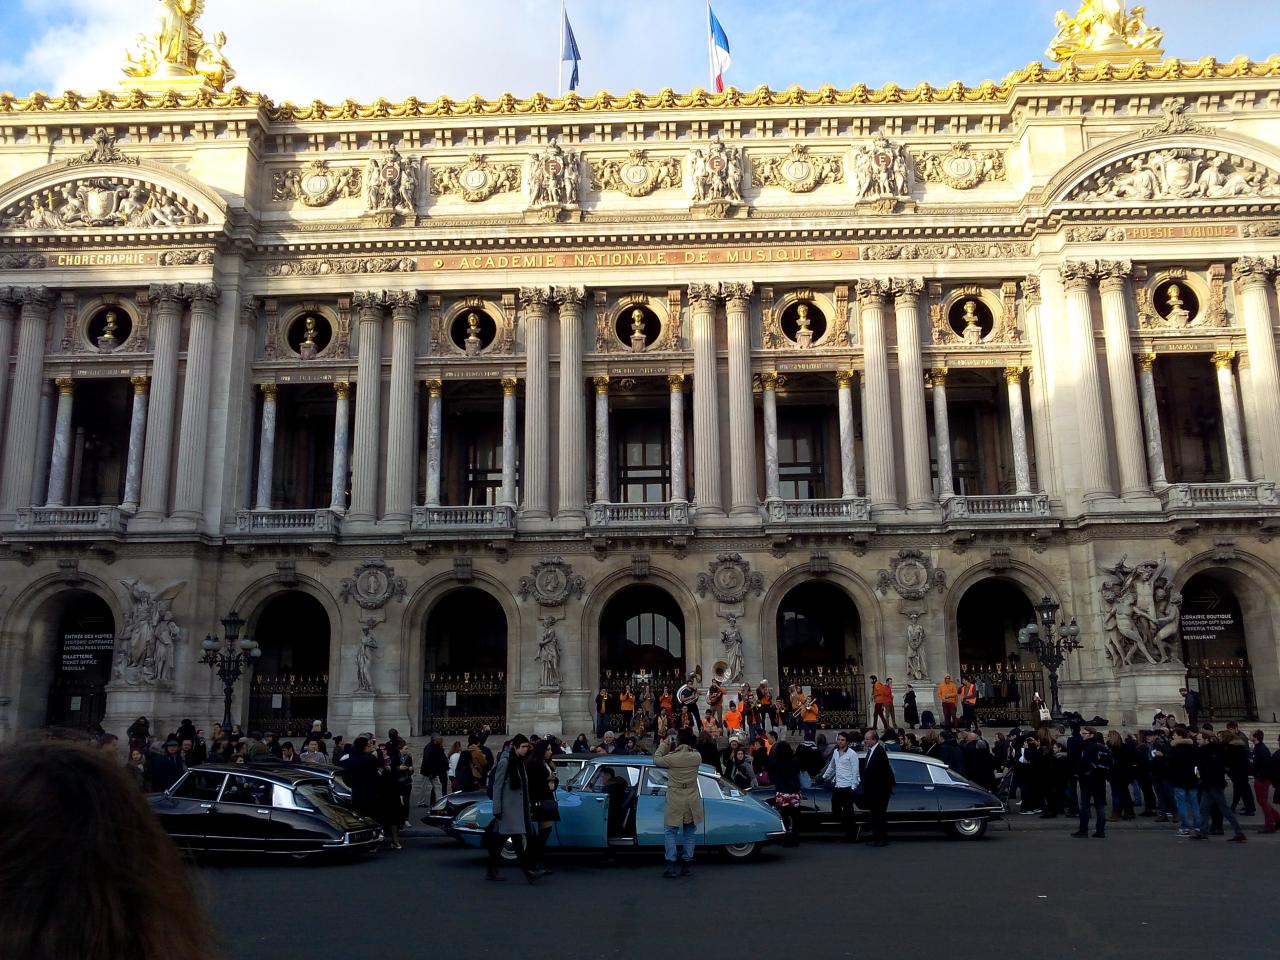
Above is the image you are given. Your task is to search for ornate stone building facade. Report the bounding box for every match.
[2,5,1280,740]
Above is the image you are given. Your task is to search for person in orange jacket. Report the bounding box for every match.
[959,675,980,732]
[937,674,960,729]
[870,675,895,733]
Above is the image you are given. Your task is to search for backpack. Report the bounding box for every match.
[1090,744,1115,774]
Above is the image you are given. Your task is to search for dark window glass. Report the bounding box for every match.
[777,411,826,500]
[613,413,670,503]
[171,771,226,801]
[465,419,504,506]
[890,759,933,784]
[220,774,274,806]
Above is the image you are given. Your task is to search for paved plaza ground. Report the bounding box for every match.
[199,818,1279,960]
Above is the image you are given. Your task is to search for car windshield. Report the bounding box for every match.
[567,764,597,790]
[294,780,344,818]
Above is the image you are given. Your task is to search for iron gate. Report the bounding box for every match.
[248,674,329,738]
[421,671,506,735]
[1185,660,1258,721]
[960,663,1045,727]
[45,677,107,730]
[780,664,865,731]
[598,667,685,733]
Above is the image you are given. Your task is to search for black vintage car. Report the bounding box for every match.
[750,751,1004,839]
[149,764,383,857]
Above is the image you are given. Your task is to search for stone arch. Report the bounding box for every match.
[402,571,523,733]
[1044,129,1280,208]
[0,572,124,737]
[232,574,343,697]
[943,559,1062,679]
[1171,549,1280,717]
[757,562,884,686]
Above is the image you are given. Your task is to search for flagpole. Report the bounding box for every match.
[558,0,565,96]
[707,0,714,91]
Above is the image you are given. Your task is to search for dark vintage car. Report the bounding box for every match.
[424,753,589,830]
[245,756,354,807]
[149,764,383,857]
[750,751,1004,839]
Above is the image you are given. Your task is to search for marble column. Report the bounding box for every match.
[1097,262,1149,495]
[668,374,687,502]
[383,291,420,523]
[135,286,184,520]
[689,284,724,516]
[347,291,386,522]
[520,287,552,519]
[254,383,277,511]
[930,368,955,499]
[857,280,897,509]
[424,379,443,507]
[0,287,53,514]
[1237,356,1264,481]
[593,376,610,503]
[500,377,519,508]
[892,278,932,507]
[1061,263,1113,499]
[724,283,757,516]
[171,284,219,522]
[557,287,587,518]
[1235,260,1280,481]
[1135,353,1168,487]
[44,378,75,507]
[1213,351,1249,483]
[1005,367,1032,494]
[30,380,55,507]
[121,375,149,513]
[330,381,351,512]
[761,372,781,501]
[0,296,17,460]
[836,371,859,498]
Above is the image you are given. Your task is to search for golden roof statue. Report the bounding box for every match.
[122,0,236,91]
[1047,0,1165,64]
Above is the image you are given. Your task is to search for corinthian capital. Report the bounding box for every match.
[519,286,553,308]
[184,282,220,304]
[1095,259,1133,287]
[722,281,753,305]
[687,282,721,304]
[1021,276,1041,305]
[554,286,586,308]
[1058,260,1096,289]
[351,290,387,313]
[148,283,185,305]
[387,290,421,314]
[16,285,54,309]
[889,278,922,302]
[855,279,889,303]
[1234,256,1277,285]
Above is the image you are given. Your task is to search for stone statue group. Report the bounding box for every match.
[1098,554,1181,666]
[115,579,186,685]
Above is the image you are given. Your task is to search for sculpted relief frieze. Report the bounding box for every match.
[590,150,682,197]
[4,177,205,231]
[689,136,744,218]
[751,144,843,193]
[848,136,914,209]
[362,145,419,225]
[1072,148,1280,202]
[913,142,1006,190]
[431,154,521,202]
[272,159,362,207]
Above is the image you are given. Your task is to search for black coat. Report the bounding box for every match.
[902,690,919,726]
[861,743,895,801]
[938,740,965,774]
[149,751,185,792]
[340,750,387,819]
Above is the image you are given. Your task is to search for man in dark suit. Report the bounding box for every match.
[861,728,896,847]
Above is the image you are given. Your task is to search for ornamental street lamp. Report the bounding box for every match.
[199,610,261,730]
[1016,596,1082,719]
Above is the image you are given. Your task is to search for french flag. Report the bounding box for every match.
[708,4,731,92]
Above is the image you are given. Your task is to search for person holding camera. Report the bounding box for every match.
[654,729,703,878]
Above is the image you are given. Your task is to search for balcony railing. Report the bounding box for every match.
[765,497,872,523]
[943,494,1051,520]
[1159,482,1279,509]
[234,509,337,534]
[411,504,515,532]
[14,505,127,533]
[588,500,691,528]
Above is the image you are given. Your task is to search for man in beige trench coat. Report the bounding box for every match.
[654,728,704,878]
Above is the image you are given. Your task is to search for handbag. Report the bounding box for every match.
[754,770,771,786]
[530,797,560,821]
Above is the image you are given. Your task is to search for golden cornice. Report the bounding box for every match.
[4,56,1279,120]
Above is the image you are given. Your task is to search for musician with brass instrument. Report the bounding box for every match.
[799,693,820,741]
[706,668,727,724]
[676,674,701,732]
[788,684,805,736]
[756,680,777,735]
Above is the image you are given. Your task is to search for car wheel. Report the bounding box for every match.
[946,817,987,840]
[722,841,758,860]
[500,837,519,862]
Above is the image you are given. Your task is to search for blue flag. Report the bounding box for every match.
[562,7,581,92]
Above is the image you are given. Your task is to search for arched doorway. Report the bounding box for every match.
[955,577,1040,725]
[1179,570,1259,720]
[249,592,330,738]
[44,591,115,730]
[776,582,863,730]
[422,588,507,735]
[599,585,686,728]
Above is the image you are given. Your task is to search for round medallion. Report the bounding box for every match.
[545,158,563,177]
[714,566,746,594]
[622,163,649,186]
[460,168,488,190]
[302,172,332,196]
[357,569,388,598]
[945,156,976,180]
[536,567,567,597]
[783,159,811,182]
[709,155,726,172]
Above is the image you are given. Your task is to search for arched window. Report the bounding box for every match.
[601,585,684,674]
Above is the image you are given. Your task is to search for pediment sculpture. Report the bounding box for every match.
[591,150,682,197]
[751,144,844,193]
[431,154,522,202]
[1071,149,1280,202]
[272,159,362,207]
[3,177,205,231]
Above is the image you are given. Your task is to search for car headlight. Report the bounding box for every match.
[455,805,482,826]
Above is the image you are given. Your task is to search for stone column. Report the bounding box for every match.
[930,368,955,499]
[135,286,184,520]
[500,377,519,508]
[347,292,385,522]
[668,374,687,502]
[383,291,420,523]
[689,284,724,516]
[254,383,277,511]
[836,370,859,498]
[1237,356,1264,481]
[857,280,897,509]
[557,287,587,518]
[593,376,610,503]
[121,375,149,513]
[0,295,17,459]
[724,282,757,516]
[0,287,53,514]
[1135,354,1168,487]
[330,381,351,512]
[1005,367,1033,494]
[892,278,931,507]
[1235,259,1280,480]
[520,287,552,519]
[1213,351,1249,483]
[170,284,219,522]
[1097,261,1149,494]
[761,371,781,501]
[44,378,75,507]
[30,380,55,507]
[1060,262,1113,499]
[424,379,443,507]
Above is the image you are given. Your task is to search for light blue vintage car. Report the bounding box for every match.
[448,754,786,860]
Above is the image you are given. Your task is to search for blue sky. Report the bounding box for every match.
[1,1,1278,100]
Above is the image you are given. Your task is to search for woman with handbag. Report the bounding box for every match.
[486,734,542,883]
[767,740,804,846]
[524,740,560,873]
